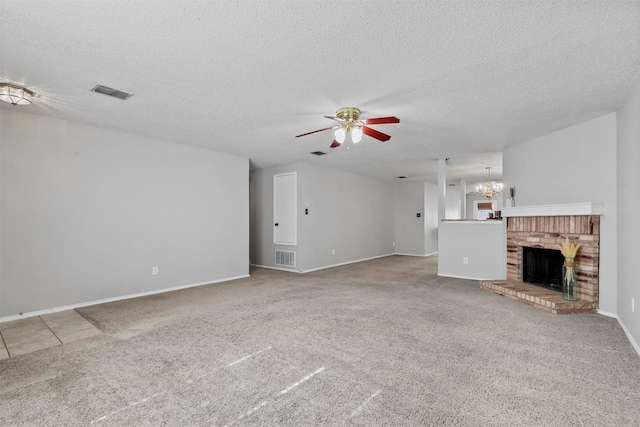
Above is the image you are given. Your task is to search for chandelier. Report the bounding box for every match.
[476,167,503,198]
[0,83,34,106]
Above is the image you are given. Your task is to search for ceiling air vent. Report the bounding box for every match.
[310,151,327,156]
[91,84,133,100]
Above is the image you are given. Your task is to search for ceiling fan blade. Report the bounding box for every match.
[363,116,400,125]
[330,140,341,148]
[295,126,335,138]
[362,126,392,142]
[324,115,345,123]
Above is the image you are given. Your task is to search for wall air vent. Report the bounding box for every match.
[91,84,134,100]
[310,151,327,156]
[275,250,296,267]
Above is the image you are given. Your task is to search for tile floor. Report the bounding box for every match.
[0,310,102,359]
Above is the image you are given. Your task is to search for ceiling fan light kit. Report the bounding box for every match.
[296,107,399,150]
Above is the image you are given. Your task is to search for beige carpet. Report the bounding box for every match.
[0,255,639,426]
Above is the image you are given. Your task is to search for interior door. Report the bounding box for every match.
[273,172,297,245]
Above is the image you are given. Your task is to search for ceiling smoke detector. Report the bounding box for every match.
[91,84,133,100]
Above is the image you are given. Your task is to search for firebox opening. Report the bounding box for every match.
[522,246,564,291]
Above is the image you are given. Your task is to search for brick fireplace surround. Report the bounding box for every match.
[481,213,600,315]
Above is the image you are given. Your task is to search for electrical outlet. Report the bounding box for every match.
[632,297,635,313]
[152,266,159,275]
[392,242,395,247]
[463,257,469,265]
[332,249,335,255]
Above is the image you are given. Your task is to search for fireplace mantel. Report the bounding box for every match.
[502,202,604,217]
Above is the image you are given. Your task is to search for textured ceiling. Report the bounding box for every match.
[1,1,639,184]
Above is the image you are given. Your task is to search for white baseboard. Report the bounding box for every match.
[0,274,250,324]
[249,264,301,273]
[394,252,438,257]
[300,253,395,274]
[596,309,617,318]
[597,310,640,357]
[251,252,436,274]
[251,254,397,274]
[437,273,503,281]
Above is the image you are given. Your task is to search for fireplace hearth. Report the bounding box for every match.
[481,212,600,314]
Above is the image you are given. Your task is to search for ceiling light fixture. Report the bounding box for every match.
[333,107,363,149]
[0,83,34,106]
[295,107,398,149]
[476,167,503,199]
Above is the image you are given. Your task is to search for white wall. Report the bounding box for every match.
[438,221,506,280]
[250,162,395,272]
[617,74,640,349]
[0,108,249,317]
[503,113,617,314]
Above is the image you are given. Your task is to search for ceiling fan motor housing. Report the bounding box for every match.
[336,107,361,122]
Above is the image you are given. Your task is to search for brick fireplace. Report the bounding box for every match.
[481,205,602,314]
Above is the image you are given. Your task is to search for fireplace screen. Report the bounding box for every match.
[522,246,564,291]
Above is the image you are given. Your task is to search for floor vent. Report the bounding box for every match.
[275,250,296,267]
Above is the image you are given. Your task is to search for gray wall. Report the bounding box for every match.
[298,163,395,271]
[394,181,438,256]
[424,182,439,255]
[438,221,506,280]
[395,182,426,255]
[0,108,249,317]
[249,165,269,268]
[617,74,640,349]
[445,183,461,219]
[250,162,396,272]
[503,113,617,314]
[250,162,304,271]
